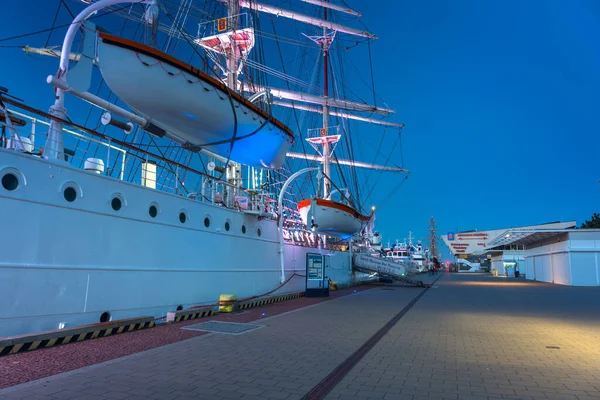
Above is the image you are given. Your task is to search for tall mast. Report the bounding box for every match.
[227,0,240,91]
[429,217,438,260]
[322,2,330,198]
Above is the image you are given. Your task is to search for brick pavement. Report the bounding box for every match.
[0,279,432,400]
[2,272,599,400]
[326,273,600,400]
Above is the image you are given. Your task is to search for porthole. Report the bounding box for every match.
[225,221,231,231]
[111,197,122,211]
[257,228,261,237]
[149,204,158,218]
[242,225,246,234]
[204,216,211,228]
[63,186,77,202]
[1,173,18,191]
[179,211,187,224]
[100,311,111,323]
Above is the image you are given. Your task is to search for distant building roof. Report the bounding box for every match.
[485,228,600,249]
[441,221,577,256]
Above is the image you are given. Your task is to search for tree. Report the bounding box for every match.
[579,213,600,229]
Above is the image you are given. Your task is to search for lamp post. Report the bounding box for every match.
[277,167,322,283]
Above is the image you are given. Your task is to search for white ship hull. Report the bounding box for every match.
[0,149,359,337]
[97,34,293,169]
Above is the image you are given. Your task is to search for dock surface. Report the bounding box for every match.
[1,273,599,400]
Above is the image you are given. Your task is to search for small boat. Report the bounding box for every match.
[298,198,370,239]
[96,33,294,169]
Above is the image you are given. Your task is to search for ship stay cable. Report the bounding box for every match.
[328,28,362,209]
[44,2,63,48]
[268,14,317,197]
[158,4,237,181]
[8,0,210,190]
[5,0,406,212]
[0,3,143,44]
[331,19,407,210]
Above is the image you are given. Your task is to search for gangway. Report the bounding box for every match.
[352,253,429,288]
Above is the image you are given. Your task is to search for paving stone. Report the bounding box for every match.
[325,274,600,400]
[1,274,598,400]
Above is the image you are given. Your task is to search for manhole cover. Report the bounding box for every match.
[183,321,263,335]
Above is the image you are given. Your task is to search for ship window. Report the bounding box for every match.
[100,311,111,323]
[1,173,18,191]
[225,221,231,231]
[257,228,261,237]
[149,204,158,218]
[111,197,122,211]
[63,186,77,202]
[204,216,211,228]
[242,225,246,234]
[179,211,187,224]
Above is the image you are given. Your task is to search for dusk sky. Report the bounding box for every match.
[1,0,599,260]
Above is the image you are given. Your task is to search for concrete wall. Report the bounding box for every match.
[524,232,600,286]
[491,255,504,275]
[568,231,600,286]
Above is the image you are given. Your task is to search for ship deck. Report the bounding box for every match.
[1,273,599,400]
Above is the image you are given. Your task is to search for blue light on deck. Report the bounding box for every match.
[182,112,196,119]
[261,312,266,317]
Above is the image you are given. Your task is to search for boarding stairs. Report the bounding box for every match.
[352,253,430,288]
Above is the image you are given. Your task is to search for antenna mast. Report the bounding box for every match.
[227,0,240,91]
[429,217,438,261]
[303,1,338,199]
[322,1,330,198]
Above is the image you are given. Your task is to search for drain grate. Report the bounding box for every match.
[183,321,263,335]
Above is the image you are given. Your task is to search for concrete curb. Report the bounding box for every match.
[166,306,216,323]
[238,291,305,310]
[0,316,155,357]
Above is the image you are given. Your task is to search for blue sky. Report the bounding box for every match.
[1,0,599,260]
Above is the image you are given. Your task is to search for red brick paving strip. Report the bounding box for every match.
[0,285,371,389]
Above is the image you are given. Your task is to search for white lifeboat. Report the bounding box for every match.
[297,198,370,239]
[95,33,294,169]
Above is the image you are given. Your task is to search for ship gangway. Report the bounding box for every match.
[352,253,430,288]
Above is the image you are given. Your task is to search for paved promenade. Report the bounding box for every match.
[1,273,599,400]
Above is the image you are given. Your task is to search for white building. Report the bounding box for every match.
[485,229,600,286]
[488,250,524,277]
[441,221,576,273]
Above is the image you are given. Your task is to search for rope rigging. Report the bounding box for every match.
[2,0,409,217]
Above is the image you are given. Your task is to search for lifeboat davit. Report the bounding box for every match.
[298,198,371,239]
[96,33,294,169]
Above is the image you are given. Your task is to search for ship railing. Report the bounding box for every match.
[0,108,129,180]
[281,226,333,249]
[0,101,278,218]
[193,177,276,216]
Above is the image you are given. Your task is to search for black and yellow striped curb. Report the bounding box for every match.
[238,291,305,310]
[0,316,155,357]
[167,307,216,323]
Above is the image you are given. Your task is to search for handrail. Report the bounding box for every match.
[0,94,262,197]
[0,94,282,217]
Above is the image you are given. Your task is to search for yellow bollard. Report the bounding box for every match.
[218,294,239,313]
